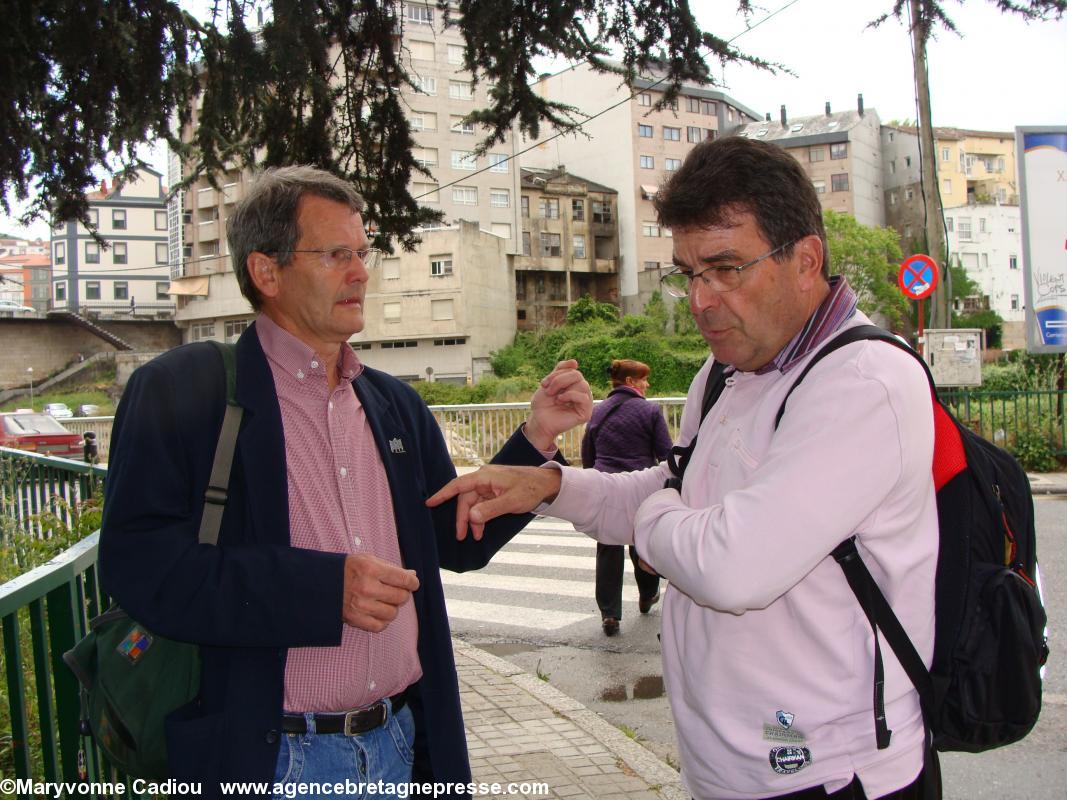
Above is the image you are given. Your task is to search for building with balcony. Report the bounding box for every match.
[882,125,1018,255]
[516,167,618,330]
[49,168,173,318]
[735,97,885,229]
[523,63,760,313]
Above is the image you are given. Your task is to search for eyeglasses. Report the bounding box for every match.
[660,239,798,297]
[272,247,382,271]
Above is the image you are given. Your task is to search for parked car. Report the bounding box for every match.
[75,404,102,417]
[43,402,74,419]
[0,299,35,314]
[0,412,83,459]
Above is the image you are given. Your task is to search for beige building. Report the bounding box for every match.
[516,167,618,330]
[735,98,885,229]
[50,168,173,318]
[524,63,759,313]
[882,125,1018,255]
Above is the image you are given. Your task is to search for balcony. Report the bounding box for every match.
[196,187,219,209]
[198,220,220,241]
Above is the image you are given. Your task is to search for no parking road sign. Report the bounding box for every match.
[898,254,940,301]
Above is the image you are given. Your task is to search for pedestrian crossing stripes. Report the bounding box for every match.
[442,517,648,632]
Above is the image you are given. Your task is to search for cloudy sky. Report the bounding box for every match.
[4,0,1065,241]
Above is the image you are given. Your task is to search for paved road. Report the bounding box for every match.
[445,497,1067,798]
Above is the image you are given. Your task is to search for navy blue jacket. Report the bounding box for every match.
[99,324,548,797]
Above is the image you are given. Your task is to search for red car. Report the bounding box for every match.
[0,412,83,459]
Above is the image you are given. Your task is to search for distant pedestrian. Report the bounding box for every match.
[580,359,672,635]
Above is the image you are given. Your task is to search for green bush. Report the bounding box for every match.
[1011,427,1058,472]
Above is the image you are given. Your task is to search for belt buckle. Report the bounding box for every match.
[343,702,385,736]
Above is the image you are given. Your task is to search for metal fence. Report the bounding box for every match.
[1,448,108,540]
[939,389,1067,455]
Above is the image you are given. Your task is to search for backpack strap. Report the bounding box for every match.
[665,361,733,490]
[199,342,244,546]
[774,324,937,750]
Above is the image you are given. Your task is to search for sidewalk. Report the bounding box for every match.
[1028,471,1067,494]
[455,639,686,800]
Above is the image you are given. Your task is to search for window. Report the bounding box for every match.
[1009,255,1018,270]
[412,181,439,203]
[572,199,584,221]
[941,147,950,162]
[663,126,681,141]
[431,299,454,321]
[490,223,511,239]
[450,116,475,135]
[540,232,562,257]
[410,111,437,131]
[638,124,653,138]
[406,4,433,24]
[451,150,476,170]
[85,281,101,300]
[640,155,654,169]
[958,217,972,240]
[521,196,529,218]
[888,131,895,142]
[686,98,716,115]
[490,189,510,208]
[665,158,682,172]
[1011,294,1020,311]
[413,147,438,168]
[85,242,100,264]
[831,173,849,192]
[592,201,612,224]
[981,253,989,270]
[190,322,215,341]
[889,159,896,174]
[997,188,1008,204]
[644,260,659,271]
[430,255,453,276]
[382,257,400,280]
[449,81,473,100]
[155,210,168,230]
[112,242,127,264]
[55,281,66,302]
[109,209,126,230]
[521,231,531,256]
[225,319,250,340]
[830,143,847,160]
[54,242,65,265]
[157,282,170,301]
[412,75,436,95]
[452,186,477,205]
[979,218,987,233]
[447,44,464,65]
[113,281,129,300]
[946,218,953,232]
[87,209,98,226]
[642,221,661,237]
[943,178,952,193]
[686,126,709,143]
[383,302,401,321]
[380,339,417,348]
[905,188,915,201]
[637,93,651,107]
[997,157,1005,173]
[905,155,912,168]
[889,192,896,205]
[409,40,434,60]
[809,147,825,163]
[433,337,466,346]
[812,180,826,194]
[572,234,586,259]
[539,198,559,219]
[489,153,508,173]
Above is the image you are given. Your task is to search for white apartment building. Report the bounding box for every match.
[944,203,1025,349]
[50,168,173,318]
[524,63,760,313]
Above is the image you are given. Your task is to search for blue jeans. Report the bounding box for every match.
[271,700,415,800]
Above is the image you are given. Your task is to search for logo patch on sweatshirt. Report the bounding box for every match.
[763,710,805,744]
[769,746,812,775]
[776,710,795,728]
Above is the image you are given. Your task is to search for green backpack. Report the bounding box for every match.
[63,342,242,778]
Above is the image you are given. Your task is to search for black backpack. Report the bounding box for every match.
[670,324,1049,753]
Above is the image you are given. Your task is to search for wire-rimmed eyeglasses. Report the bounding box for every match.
[660,239,798,297]
[271,247,382,271]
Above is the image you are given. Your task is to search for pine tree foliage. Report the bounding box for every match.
[4,0,773,247]
[871,0,1065,38]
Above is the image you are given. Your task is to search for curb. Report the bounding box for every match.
[1027,474,1067,495]
[454,639,689,800]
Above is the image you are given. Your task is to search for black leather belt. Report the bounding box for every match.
[281,691,407,736]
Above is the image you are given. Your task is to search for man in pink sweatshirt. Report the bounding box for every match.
[430,136,939,800]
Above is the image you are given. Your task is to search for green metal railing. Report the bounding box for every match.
[940,389,1067,455]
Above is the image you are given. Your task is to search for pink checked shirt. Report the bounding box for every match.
[256,315,422,713]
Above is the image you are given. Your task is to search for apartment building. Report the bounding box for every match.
[944,203,1025,349]
[524,63,760,313]
[0,239,50,310]
[735,97,885,229]
[882,125,1018,254]
[515,167,618,330]
[50,168,173,318]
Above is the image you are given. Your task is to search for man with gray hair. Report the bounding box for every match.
[100,166,591,797]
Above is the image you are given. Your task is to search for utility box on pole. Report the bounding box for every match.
[923,329,984,387]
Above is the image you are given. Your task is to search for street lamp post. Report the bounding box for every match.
[27,367,33,408]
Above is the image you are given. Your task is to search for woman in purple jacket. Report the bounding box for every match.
[581,359,673,635]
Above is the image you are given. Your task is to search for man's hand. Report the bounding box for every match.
[524,359,593,452]
[343,554,420,632]
[426,465,563,541]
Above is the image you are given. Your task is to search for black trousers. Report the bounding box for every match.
[595,543,660,620]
